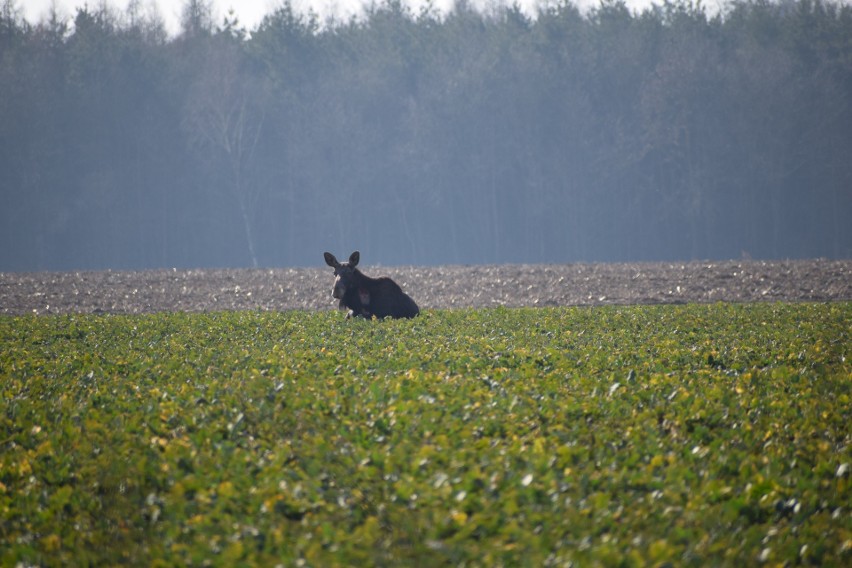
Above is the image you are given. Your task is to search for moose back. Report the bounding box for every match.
[323,251,420,319]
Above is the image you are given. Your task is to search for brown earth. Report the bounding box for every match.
[1,259,849,316]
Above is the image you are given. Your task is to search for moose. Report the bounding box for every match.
[323,251,420,319]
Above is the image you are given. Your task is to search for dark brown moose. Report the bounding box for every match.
[323,251,419,319]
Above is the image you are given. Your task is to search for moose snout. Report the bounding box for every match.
[332,279,345,299]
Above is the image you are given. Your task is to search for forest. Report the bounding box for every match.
[1,0,850,271]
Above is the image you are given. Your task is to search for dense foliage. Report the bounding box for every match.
[1,303,850,564]
[1,0,851,270]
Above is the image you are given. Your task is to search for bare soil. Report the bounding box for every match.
[1,260,849,316]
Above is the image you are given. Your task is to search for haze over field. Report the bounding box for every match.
[2,0,851,271]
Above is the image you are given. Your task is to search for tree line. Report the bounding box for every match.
[1,0,850,271]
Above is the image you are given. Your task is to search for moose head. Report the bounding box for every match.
[324,250,361,301]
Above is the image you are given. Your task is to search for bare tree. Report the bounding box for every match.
[180,0,214,38]
[183,36,266,267]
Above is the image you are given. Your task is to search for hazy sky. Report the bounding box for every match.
[21,0,659,35]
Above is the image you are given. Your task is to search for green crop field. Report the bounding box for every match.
[1,304,850,566]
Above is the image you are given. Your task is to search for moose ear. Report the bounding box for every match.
[349,251,360,267]
[323,252,339,267]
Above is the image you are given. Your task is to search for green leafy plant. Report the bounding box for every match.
[1,304,850,565]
